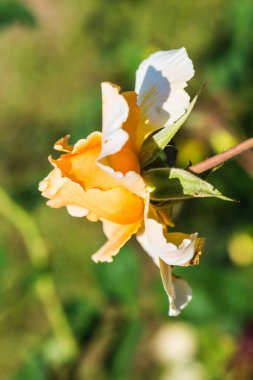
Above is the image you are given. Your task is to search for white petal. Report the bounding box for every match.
[135,195,194,316]
[97,163,146,198]
[169,276,192,316]
[99,82,129,159]
[98,82,146,198]
[66,205,89,217]
[137,216,198,266]
[135,48,194,134]
[159,260,192,316]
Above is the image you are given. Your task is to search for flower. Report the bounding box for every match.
[39,48,204,316]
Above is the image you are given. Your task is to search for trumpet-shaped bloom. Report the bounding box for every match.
[39,47,204,316]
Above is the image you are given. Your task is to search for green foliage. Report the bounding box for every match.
[110,320,142,380]
[143,168,232,201]
[12,356,47,380]
[0,0,36,28]
[95,244,140,307]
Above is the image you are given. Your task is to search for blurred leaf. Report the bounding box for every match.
[111,320,142,380]
[0,241,8,278]
[67,297,97,338]
[0,0,36,29]
[143,168,233,201]
[12,356,47,380]
[94,244,139,306]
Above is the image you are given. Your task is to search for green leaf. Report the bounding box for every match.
[95,244,139,305]
[111,320,142,380]
[12,356,47,380]
[140,91,200,169]
[0,1,36,29]
[143,168,234,201]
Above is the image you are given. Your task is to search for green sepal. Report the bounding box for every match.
[143,168,234,202]
[140,91,200,169]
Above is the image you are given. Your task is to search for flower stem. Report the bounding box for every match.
[189,137,253,174]
[0,185,79,362]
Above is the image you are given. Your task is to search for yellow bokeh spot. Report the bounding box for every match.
[177,139,207,167]
[210,129,237,153]
[228,232,253,266]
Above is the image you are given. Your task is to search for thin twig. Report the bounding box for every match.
[189,138,253,174]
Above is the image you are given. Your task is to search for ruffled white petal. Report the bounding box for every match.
[98,82,146,198]
[136,215,198,266]
[136,195,198,316]
[99,82,129,160]
[159,260,192,316]
[135,48,194,138]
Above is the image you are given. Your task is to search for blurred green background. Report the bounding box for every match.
[0,0,253,379]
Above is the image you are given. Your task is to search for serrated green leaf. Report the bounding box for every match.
[143,168,234,201]
[140,91,200,169]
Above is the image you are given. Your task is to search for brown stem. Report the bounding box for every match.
[189,138,253,174]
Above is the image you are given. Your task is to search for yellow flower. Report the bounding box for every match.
[39,48,204,316]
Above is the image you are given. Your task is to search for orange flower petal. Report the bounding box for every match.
[41,168,144,224]
[92,221,140,263]
[51,132,120,191]
[39,167,64,198]
[54,135,73,153]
